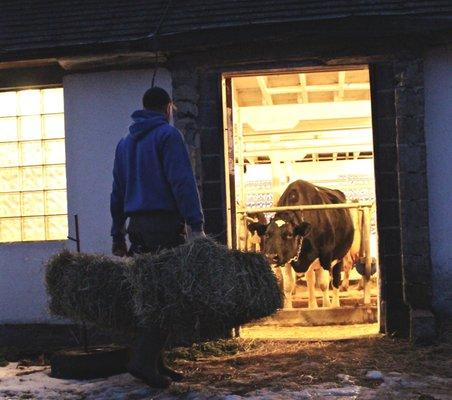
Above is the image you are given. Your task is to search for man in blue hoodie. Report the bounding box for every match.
[110,87,205,387]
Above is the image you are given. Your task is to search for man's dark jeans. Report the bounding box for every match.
[126,211,185,386]
[127,211,185,255]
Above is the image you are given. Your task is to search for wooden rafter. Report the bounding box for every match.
[256,76,273,105]
[266,82,369,94]
[335,71,346,101]
[298,73,308,103]
[242,117,372,134]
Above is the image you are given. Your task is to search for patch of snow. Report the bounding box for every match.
[337,373,355,384]
[365,370,384,380]
[1,364,452,400]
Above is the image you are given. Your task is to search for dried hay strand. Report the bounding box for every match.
[45,251,136,332]
[45,238,282,338]
[127,238,282,334]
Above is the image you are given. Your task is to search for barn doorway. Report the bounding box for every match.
[221,66,380,339]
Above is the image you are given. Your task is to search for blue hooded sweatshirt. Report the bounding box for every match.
[110,110,204,239]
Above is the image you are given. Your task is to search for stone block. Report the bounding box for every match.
[199,71,221,96]
[175,101,198,118]
[173,84,200,102]
[200,127,222,155]
[394,60,423,88]
[371,63,395,91]
[395,87,424,117]
[400,199,429,228]
[377,199,400,227]
[401,226,430,256]
[170,66,199,87]
[198,100,221,128]
[202,155,223,182]
[404,280,432,310]
[379,227,402,255]
[374,117,397,146]
[376,173,399,201]
[374,144,398,173]
[202,181,224,209]
[204,208,226,238]
[396,116,425,145]
[410,308,436,345]
[373,89,395,119]
[399,172,428,201]
[381,254,403,283]
[402,254,431,282]
[384,281,410,337]
[175,117,198,143]
[398,144,426,173]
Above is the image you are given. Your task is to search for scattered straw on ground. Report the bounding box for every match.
[167,336,452,395]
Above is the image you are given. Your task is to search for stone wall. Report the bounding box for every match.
[170,54,436,342]
[370,58,434,343]
[171,62,226,240]
[370,62,410,337]
[171,65,202,187]
[394,59,435,343]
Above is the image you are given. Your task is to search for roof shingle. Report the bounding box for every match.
[0,0,451,60]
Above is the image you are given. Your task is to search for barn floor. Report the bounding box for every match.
[1,336,451,399]
[240,322,380,340]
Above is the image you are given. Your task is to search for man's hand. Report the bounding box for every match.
[112,238,128,257]
[186,226,206,242]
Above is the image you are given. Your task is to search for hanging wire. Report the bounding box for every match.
[150,0,173,87]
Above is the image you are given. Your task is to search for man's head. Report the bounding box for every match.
[142,87,174,121]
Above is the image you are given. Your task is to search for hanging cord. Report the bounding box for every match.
[150,0,173,87]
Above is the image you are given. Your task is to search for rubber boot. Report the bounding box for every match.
[127,326,171,388]
[157,352,184,382]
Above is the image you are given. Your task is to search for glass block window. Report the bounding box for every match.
[0,88,67,242]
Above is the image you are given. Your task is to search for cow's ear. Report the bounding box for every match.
[248,222,268,236]
[288,189,299,203]
[294,222,311,237]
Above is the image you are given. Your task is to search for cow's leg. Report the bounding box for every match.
[305,264,318,309]
[340,253,352,292]
[331,260,342,308]
[340,267,350,292]
[281,263,295,309]
[315,267,331,308]
[273,266,284,303]
[291,268,297,296]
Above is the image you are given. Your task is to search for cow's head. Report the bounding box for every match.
[248,215,311,266]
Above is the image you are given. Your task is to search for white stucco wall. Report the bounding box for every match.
[63,68,172,254]
[424,46,452,316]
[0,242,67,323]
[0,68,171,323]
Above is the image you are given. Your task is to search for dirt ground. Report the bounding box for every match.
[167,336,452,396]
[1,335,451,399]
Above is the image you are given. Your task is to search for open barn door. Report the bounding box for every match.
[222,66,380,340]
[222,76,237,249]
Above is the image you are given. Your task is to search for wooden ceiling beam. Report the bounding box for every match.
[298,73,308,104]
[256,76,273,105]
[335,71,346,101]
[242,117,372,134]
[266,82,369,94]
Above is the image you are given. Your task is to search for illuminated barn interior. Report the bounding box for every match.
[223,67,380,338]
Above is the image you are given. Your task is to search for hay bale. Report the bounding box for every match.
[45,238,282,338]
[45,251,136,332]
[127,239,282,334]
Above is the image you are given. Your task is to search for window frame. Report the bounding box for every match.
[0,83,68,243]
